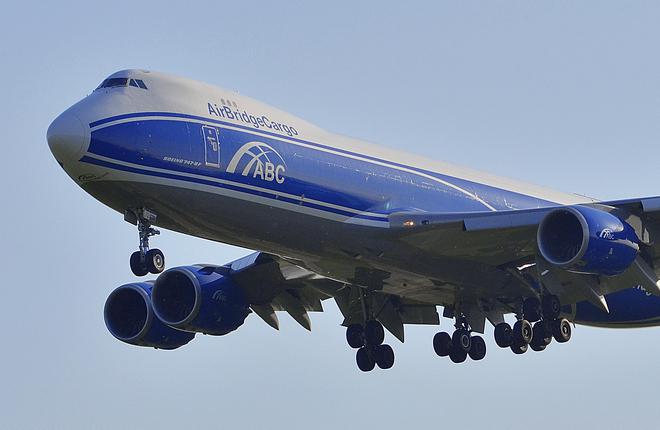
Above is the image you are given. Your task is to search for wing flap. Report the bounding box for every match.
[226,252,439,336]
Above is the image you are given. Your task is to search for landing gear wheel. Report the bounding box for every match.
[523,297,542,322]
[433,332,452,357]
[494,322,513,348]
[468,336,486,361]
[374,344,395,369]
[452,329,472,353]
[533,321,553,347]
[513,319,533,345]
[530,341,547,352]
[145,249,165,274]
[510,342,528,355]
[129,251,148,277]
[356,347,375,372]
[542,295,561,320]
[449,347,468,363]
[553,318,572,343]
[365,320,385,346]
[346,324,365,349]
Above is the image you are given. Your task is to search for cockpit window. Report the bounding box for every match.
[97,78,129,89]
[96,77,148,90]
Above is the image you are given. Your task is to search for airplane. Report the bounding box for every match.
[47,69,660,371]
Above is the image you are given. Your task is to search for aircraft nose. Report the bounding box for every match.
[47,109,87,163]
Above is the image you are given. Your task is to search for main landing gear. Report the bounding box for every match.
[433,316,486,363]
[346,288,396,372]
[346,320,395,372]
[126,209,165,277]
[493,294,572,355]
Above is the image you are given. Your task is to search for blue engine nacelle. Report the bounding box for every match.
[537,205,640,276]
[104,282,195,349]
[151,265,251,335]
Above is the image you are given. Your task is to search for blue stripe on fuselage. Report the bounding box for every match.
[79,154,388,222]
[85,113,558,218]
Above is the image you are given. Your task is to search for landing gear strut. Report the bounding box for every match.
[433,315,486,363]
[126,209,165,277]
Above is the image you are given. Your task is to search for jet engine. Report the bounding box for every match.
[104,282,195,349]
[151,265,251,335]
[537,205,639,276]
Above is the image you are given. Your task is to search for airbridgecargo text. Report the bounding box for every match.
[207,103,299,137]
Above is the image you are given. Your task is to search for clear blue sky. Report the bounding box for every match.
[2,1,660,428]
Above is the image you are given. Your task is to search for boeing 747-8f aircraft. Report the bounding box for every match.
[47,70,660,371]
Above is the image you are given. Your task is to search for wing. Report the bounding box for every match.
[222,197,660,340]
[388,196,660,316]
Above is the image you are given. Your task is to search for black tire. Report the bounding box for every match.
[449,347,467,363]
[365,320,385,346]
[513,320,533,345]
[510,342,528,355]
[494,322,513,348]
[553,318,572,343]
[533,321,552,346]
[523,297,542,322]
[356,347,375,372]
[346,324,364,349]
[145,248,165,274]
[375,344,395,369]
[530,340,547,352]
[433,332,452,357]
[542,295,561,320]
[468,336,487,361]
[452,329,471,353]
[130,251,148,277]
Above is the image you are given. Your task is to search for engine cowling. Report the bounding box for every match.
[537,205,640,275]
[104,282,195,349]
[151,265,250,335]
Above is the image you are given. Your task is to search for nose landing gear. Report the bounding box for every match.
[125,209,165,277]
